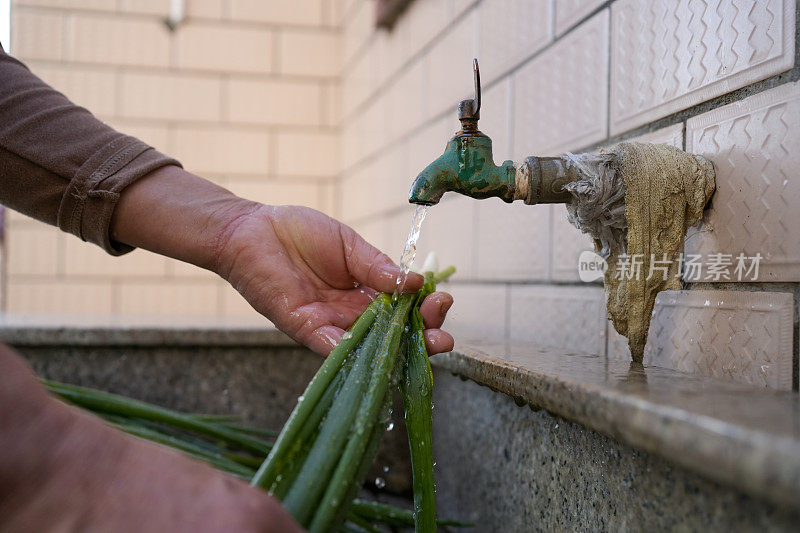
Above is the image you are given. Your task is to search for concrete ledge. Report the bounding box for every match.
[431,342,800,512]
[0,316,298,347]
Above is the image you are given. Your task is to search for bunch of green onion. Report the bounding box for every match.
[44,266,464,532]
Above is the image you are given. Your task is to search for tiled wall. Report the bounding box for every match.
[5,0,799,390]
[339,0,799,390]
[6,0,340,322]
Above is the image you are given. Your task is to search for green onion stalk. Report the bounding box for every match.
[43,266,470,532]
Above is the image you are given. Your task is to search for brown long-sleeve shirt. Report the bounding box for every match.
[0,44,179,255]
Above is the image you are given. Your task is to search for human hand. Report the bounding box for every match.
[111,166,454,356]
[0,344,301,533]
[213,204,454,356]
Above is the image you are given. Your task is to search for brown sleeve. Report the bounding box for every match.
[0,44,181,255]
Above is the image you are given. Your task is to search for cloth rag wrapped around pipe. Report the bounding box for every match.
[562,142,716,362]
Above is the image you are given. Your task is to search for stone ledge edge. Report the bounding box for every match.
[431,346,800,513]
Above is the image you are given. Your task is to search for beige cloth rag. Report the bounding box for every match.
[604,142,715,362]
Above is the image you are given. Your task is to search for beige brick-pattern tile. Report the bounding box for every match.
[166,257,217,279]
[642,290,794,390]
[275,131,338,177]
[8,280,114,314]
[14,0,115,9]
[554,0,605,35]
[11,8,64,60]
[62,238,168,277]
[229,0,322,26]
[221,284,272,324]
[7,224,61,276]
[226,179,324,210]
[228,78,322,126]
[509,285,606,355]
[26,62,116,117]
[321,80,339,127]
[176,23,272,73]
[513,9,608,157]
[477,0,552,84]
[118,0,168,16]
[119,72,222,122]
[279,30,339,77]
[69,14,170,67]
[476,200,550,281]
[185,0,225,19]
[685,81,800,282]
[610,0,795,135]
[172,126,269,175]
[106,120,171,153]
[442,282,507,344]
[118,281,221,316]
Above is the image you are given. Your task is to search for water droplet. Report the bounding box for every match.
[383,465,390,473]
[704,299,710,306]
[554,423,559,429]
[386,422,394,431]
[374,477,386,489]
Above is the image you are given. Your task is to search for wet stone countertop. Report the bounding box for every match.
[2,317,798,513]
[431,342,800,513]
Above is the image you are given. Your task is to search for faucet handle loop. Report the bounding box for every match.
[458,58,481,125]
[472,58,481,118]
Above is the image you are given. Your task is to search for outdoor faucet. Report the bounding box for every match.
[409,59,578,206]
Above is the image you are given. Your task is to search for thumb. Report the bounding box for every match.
[342,226,423,294]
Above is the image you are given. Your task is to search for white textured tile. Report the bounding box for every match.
[551,205,595,281]
[610,0,795,135]
[476,77,513,163]
[476,199,550,281]
[404,0,449,59]
[555,0,605,35]
[509,285,606,355]
[426,9,478,120]
[477,0,553,84]
[513,9,609,158]
[441,282,507,344]
[351,217,391,257]
[629,123,684,147]
[414,195,477,279]
[643,290,794,390]
[685,81,800,282]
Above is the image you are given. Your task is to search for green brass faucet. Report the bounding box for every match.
[409,59,578,206]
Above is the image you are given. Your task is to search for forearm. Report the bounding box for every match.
[110,165,258,273]
[0,345,124,524]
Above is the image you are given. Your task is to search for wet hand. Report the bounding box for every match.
[214,204,454,356]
